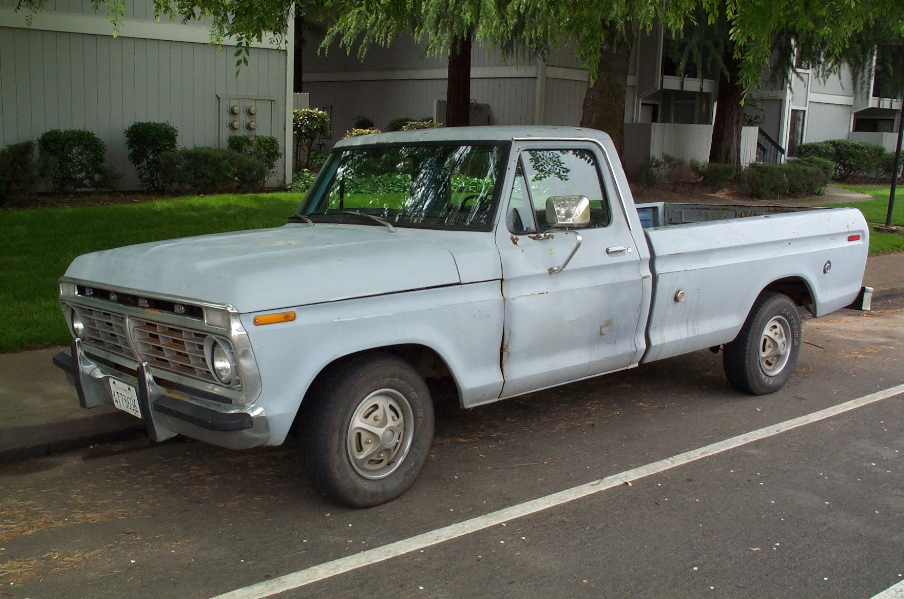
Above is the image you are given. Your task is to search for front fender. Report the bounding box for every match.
[240,282,504,445]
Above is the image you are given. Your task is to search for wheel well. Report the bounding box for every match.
[764,277,815,315]
[292,345,461,435]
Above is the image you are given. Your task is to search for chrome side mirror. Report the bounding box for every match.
[546,195,591,228]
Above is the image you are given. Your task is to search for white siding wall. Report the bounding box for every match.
[805,102,853,143]
[0,3,288,188]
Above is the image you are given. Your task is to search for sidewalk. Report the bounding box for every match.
[1,188,902,462]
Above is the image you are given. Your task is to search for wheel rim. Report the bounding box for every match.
[759,315,792,376]
[346,388,415,480]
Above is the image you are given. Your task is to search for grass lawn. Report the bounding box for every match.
[1,192,301,353]
[837,185,904,255]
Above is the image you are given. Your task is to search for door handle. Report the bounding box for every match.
[606,246,627,255]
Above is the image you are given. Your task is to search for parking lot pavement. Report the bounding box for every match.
[1,301,902,598]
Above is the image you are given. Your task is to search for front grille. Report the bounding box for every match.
[131,319,216,384]
[73,306,132,358]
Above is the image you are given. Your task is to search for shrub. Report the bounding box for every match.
[352,115,375,129]
[743,162,830,198]
[796,141,834,162]
[307,150,328,171]
[796,156,835,180]
[37,129,110,192]
[290,169,316,192]
[0,141,38,205]
[124,122,178,191]
[293,109,330,171]
[797,139,884,180]
[400,118,442,130]
[387,117,415,132]
[228,135,281,185]
[743,163,789,198]
[699,163,736,190]
[230,151,269,191]
[160,147,267,194]
[785,163,829,195]
[879,151,903,182]
[342,128,382,139]
[636,157,663,188]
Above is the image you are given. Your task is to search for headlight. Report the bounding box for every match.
[71,312,87,340]
[206,337,237,386]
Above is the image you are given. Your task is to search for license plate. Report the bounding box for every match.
[109,379,142,418]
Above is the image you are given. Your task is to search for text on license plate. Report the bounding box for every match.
[109,379,142,418]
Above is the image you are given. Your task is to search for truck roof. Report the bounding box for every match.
[333,125,613,148]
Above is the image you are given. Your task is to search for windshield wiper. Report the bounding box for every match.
[288,214,314,226]
[342,210,397,233]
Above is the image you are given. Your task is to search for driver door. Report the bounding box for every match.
[495,142,646,398]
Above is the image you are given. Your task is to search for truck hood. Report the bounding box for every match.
[64,224,499,313]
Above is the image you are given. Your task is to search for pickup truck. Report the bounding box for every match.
[54,126,872,507]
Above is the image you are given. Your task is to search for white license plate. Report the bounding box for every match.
[109,379,142,418]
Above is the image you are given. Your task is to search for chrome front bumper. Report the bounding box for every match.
[53,339,270,449]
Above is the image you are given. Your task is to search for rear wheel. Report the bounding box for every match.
[303,352,434,508]
[723,292,801,395]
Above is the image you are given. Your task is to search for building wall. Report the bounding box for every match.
[805,102,854,143]
[0,0,289,188]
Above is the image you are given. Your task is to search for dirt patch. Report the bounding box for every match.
[2,191,174,210]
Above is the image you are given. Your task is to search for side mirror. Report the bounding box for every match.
[545,195,591,228]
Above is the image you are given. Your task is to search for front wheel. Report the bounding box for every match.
[723,292,802,395]
[303,352,434,508]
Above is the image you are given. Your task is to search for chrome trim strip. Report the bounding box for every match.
[58,276,238,313]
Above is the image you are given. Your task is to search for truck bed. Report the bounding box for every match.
[635,203,869,364]
[636,202,808,229]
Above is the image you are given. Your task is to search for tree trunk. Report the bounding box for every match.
[446,33,472,127]
[580,23,634,153]
[708,41,745,166]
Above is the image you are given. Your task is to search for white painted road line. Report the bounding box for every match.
[872,580,904,599]
[211,383,904,599]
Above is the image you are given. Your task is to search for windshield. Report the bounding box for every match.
[295,143,507,231]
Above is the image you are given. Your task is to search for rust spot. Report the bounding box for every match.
[599,320,612,336]
[510,235,519,246]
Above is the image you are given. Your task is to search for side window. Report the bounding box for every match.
[506,149,611,234]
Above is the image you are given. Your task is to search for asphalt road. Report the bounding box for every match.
[2,299,903,599]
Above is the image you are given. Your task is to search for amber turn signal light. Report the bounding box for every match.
[253,312,296,326]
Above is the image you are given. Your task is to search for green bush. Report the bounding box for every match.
[743,163,789,198]
[352,115,375,129]
[400,118,442,130]
[387,117,414,132]
[227,135,281,185]
[743,162,830,198]
[785,163,829,195]
[124,122,178,191]
[160,147,267,194]
[796,156,835,180]
[635,157,663,189]
[37,129,110,192]
[879,151,903,182]
[342,128,382,139]
[797,139,885,180]
[700,163,736,190]
[307,150,328,171]
[290,169,316,192]
[231,151,269,191]
[293,109,330,171]
[0,141,38,205]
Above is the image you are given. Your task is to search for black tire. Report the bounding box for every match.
[303,352,434,508]
[723,292,802,395]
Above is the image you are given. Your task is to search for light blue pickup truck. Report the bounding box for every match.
[55,126,871,507]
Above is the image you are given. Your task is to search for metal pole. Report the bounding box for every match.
[887,100,904,227]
